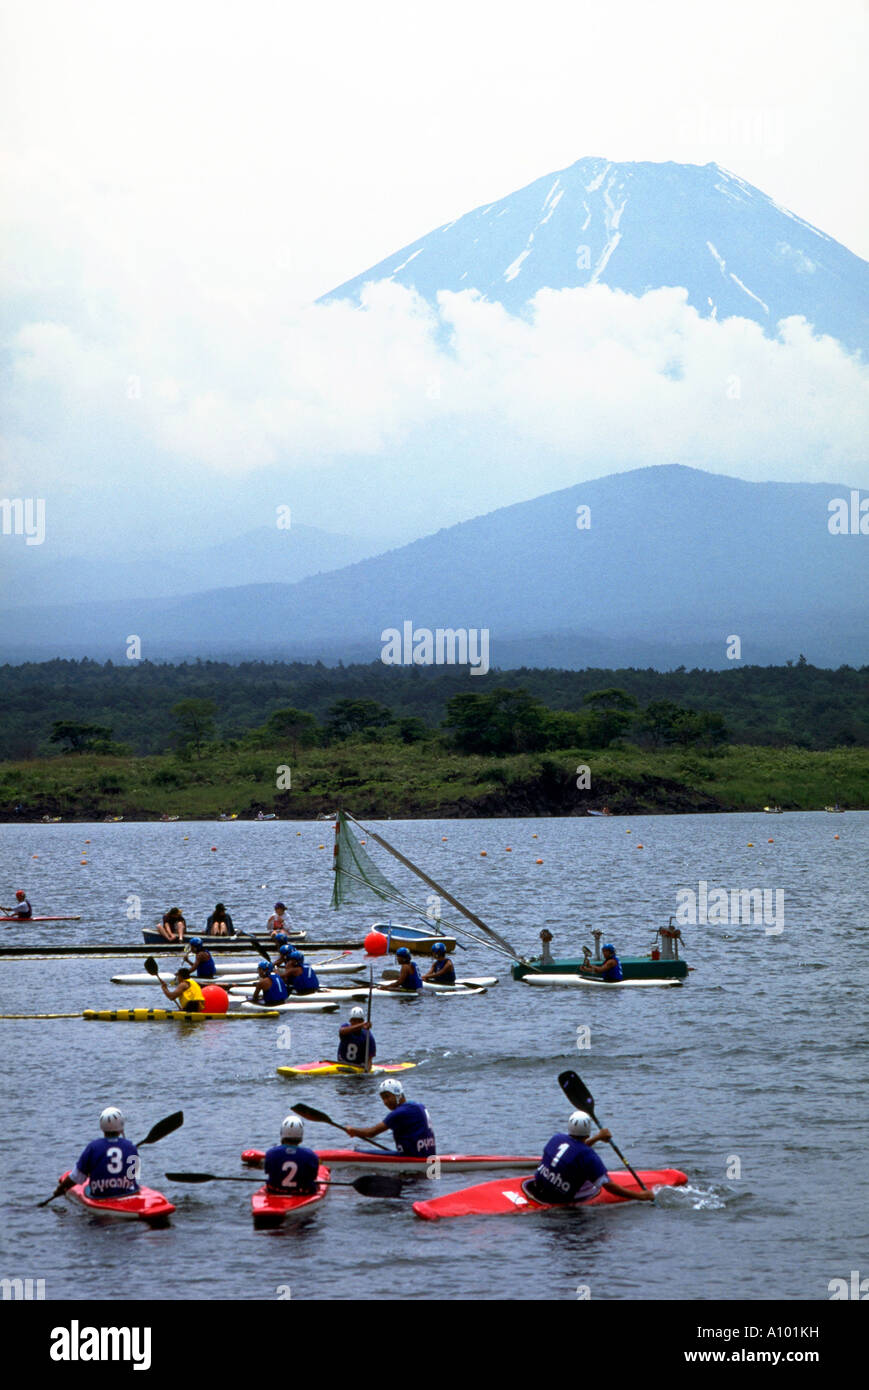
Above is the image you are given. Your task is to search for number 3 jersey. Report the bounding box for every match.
[264,1143,320,1193]
[70,1137,141,1197]
[533,1133,607,1203]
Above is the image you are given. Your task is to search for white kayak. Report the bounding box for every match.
[520,973,684,989]
[229,983,487,1002]
[236,998,341,1014]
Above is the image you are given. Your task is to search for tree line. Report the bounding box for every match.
[0,656,866,759]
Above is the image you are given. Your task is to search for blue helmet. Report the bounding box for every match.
[190,937,203,948]
[432,942,446,955]
[602,943,616,954]
[396,947,411,960]
[288,949,303,962]
[257,961,272,974]
[279,944,293,957]
[275,932,289,945]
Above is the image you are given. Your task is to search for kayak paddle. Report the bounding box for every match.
[164,1171,402,1197]
[291,1101,393,1153]
[364,965,374,1073]
[557,1071,647,1191]
[39,1111,184,1206]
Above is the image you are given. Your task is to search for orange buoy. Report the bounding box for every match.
[636,844,644,849]
[747,843,754,847]
[364,931,388,957]
[505,847,512,852]
[768,838,774,843]
[834,833,840,840]
[201,984,229,1014]
[535,858,543,864]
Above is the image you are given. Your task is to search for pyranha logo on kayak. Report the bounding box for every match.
[49,1322,151,1370]
[674,881,784,935]
[380,623,490,676]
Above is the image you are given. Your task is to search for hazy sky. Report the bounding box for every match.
[1,0,867,552]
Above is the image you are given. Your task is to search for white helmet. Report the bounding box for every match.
[280,1115,304,1143]
[99,1107,125,1135]
[349,1006,365,1021]
[378,1078,405,1099]
[567,1110,594,1138]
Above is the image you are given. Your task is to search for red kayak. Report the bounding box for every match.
[1,915,82,923]
[60,1171,175,1226]
[251,1165,330,1229]
[242,1148,541,1173]
[413,1169,688,1220]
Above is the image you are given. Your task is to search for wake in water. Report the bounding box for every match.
[653,1182,736,1211]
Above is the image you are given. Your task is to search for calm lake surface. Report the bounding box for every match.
[0,813,865,1302]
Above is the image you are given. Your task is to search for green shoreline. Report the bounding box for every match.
[1,743,865,821]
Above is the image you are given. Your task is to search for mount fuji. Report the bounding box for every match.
[324,157,868,355]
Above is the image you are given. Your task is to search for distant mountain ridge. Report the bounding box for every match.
[1,466,866,668]
[324,157,869,354]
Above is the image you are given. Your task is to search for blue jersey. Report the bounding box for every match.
[289,964,320,995]
[194,952,216,979]
[71,1136,141,1198]
[399,962,423,990]
[337,1024,376,1065]
[383,1101,435,1157]
[430,959,455,985]
[260,972,288,1004]
[533,1133,607,1204]
[264,1143,320,1193]
[601,954,623,982]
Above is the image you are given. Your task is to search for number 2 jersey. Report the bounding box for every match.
[532,1133,607,1203]
[264,1143,320,1193]
[70,1136,141,1197]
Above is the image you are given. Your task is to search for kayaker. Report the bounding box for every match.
[251,960,289,1006]
[580,942,623,981]
[281,950,320,995]
[338,1006,376,1067]
[264,1116,320,1195]
[52,1107,141,1201]
[157,907,187,942]
[345,1079,436,1156]
[267,901,291,935]
[380,946,422,992]
[528,1111,654,1205]
[0,889,32,919]
[159,966,205,1012]
[539,928,555,965]
[422,942,455,986]
[206,901,234,936]
[183,937,217,979]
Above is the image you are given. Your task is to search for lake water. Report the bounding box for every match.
[0,813,865,1302]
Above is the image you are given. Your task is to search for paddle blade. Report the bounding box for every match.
[143,956,160,977]
[140,1110,184,1146]
[292,1102,335,1126]
[353,1174,402,1198]
[164,1171,215,1183]
[558,1071,595,1115]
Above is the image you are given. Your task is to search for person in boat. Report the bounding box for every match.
[579,942,623,981]
[338,1006,376,1067]
[346,1079,436,1157]
[267,901,291,936]
[251,959,289,1006]
[182,937,217,979]
[52,1107,141,1202]
[280,949,320,995]
[422,941,455,986]
[206,902,234,936]
[380,946,422,992]
[539,929,554,965]
[264,1116,320,1195]
[1,889,32,919]
[159,966,205,1012]
[156,907,187,943]
[528,1110,654,1205]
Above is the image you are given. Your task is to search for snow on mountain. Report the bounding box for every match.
[324,158,868,354]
